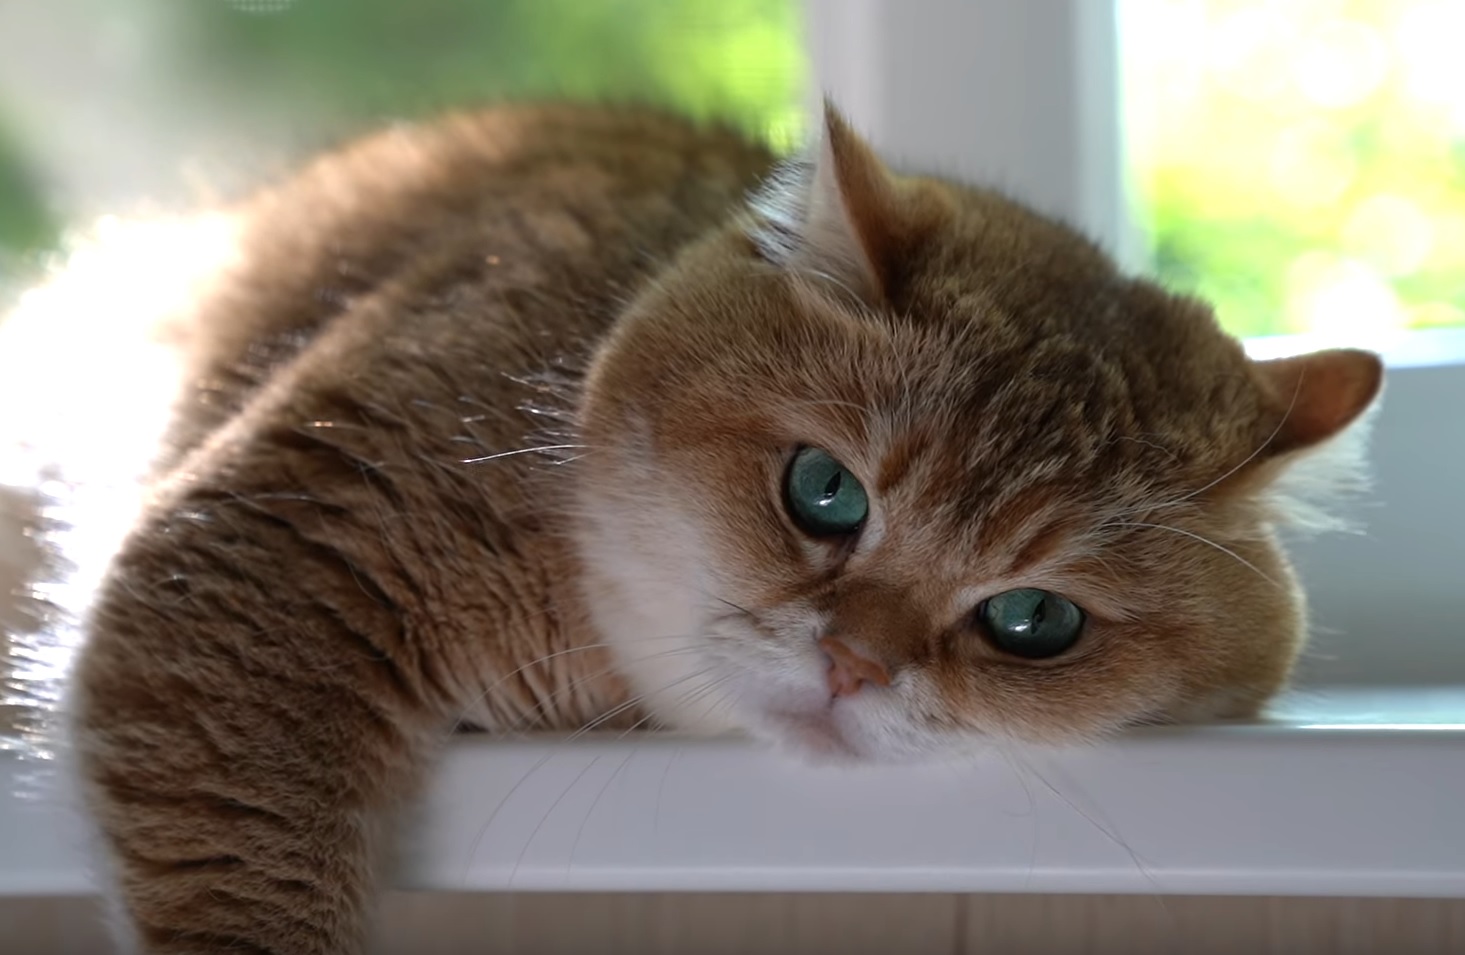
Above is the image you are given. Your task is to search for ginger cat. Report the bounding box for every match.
[36,101,1381,952]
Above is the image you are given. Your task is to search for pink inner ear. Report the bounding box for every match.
[1254,348,1384,454]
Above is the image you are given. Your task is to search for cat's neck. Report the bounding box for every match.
[450,520,647,737]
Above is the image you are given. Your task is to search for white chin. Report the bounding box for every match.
[755,701,942,766]
[759,708,866,764]
[752,699,957,766]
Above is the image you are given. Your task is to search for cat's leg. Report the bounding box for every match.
[71,498,449,955]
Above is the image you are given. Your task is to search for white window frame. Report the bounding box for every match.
[5,0,1465,902]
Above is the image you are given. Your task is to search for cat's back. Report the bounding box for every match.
[61,104,778,742]
[170,103,777,465]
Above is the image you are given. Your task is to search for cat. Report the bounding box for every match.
[32,99,1380,953]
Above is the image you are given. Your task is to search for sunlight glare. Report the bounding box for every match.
[1,212,240,744]
[1284,252,1405,345]
[1343,194,1435,277]
[1395,2,1465,132]
[1293,18,1390,110]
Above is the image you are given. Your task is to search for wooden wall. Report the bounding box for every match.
[5,893,1463,954]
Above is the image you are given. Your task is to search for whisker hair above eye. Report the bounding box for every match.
[1101,520,1282,588]
[1168,372,1305,506]
[780,396,877,420]
[1100,375,1308,525]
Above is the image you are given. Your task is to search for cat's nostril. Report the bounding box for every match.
[818,636,891,699]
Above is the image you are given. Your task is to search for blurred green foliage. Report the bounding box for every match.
[0,114,57,260]
[176,0,806,149]
[0,0,803,269]
[5,1,1459,340]
[1124,0,1465,338]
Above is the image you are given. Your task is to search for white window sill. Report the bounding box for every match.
[5,685,1464,899]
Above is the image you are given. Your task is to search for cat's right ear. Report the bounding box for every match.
[1243,347,1383,533]
[747,99,908,306]
[1252,348,1384,456]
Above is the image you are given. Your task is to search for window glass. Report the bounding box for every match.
[1121,0,1465,343]
[0,0,806,265]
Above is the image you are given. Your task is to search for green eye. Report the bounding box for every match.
[783,447,869,537]
[978,588,1085,660]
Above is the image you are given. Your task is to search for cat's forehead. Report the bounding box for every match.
[775,322,1247,576]
[866,413,1118,538]
[775,300,1245,481]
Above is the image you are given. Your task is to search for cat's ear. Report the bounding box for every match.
[1253,348,1383,455]
[748,99,905,305]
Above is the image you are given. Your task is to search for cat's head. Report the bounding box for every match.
[572,102,1382,762]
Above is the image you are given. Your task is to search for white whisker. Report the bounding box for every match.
[460,444,586,465]
[1169,369,1305,505]
[475,666,720,888]
[1103,520,1281,588]
[1018,756,1179,931]
[450,635,698,732]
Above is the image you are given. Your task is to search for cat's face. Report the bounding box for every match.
[573,105,1382,762]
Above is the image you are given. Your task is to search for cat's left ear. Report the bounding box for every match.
[748,99,910,306]
[1252,348,1384,455]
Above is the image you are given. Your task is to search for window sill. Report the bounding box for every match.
[5,685,1464,898]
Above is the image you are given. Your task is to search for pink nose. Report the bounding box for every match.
[819,637,892,698]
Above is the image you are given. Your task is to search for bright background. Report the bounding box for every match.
[1123,0,1465,341]
[0,0,1460,343]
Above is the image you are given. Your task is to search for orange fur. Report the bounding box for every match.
[43,101,1381,952]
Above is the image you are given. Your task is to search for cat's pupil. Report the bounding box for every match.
[820,472,842,503]
[1032,598,1046,627]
